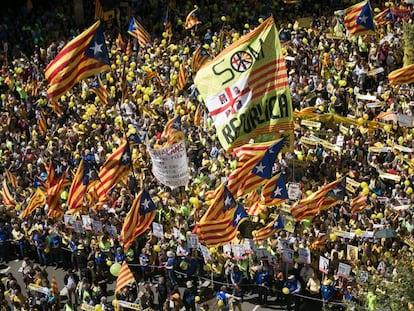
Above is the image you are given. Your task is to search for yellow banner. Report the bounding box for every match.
[301,119,321,129]
[379,172,401,182]
[299,136,319,146]
[194,17,293,151]
[81,304,95,311]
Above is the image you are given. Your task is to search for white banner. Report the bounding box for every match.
[147,140,189,188]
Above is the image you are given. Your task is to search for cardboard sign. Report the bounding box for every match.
[288,182,302,201]
[319,256,329,274]
[92,220,103,234]
[298,248,311,264]
[282,249,294,264]
[152,222,164,239]
[337,262,351,278]
[186,233,199,249]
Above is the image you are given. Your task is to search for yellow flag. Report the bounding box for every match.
[194,17,293,151]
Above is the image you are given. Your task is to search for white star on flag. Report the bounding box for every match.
[122,152,130,162]
[273,186,283,197]
[255,162,266,174]
[142,198,150,210]
[234,213,242,224]
[333,188,341,195]
[87,170,94,180]
[359,15,368,24]
[90,41,103,55]
[224,195,233,207]
[55,165,63,175]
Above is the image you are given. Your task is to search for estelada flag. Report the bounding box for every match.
[194,17,293,151]
[45,21,110,102]
[344,0,375,37]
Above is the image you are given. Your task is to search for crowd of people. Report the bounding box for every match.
[0,0,413,311]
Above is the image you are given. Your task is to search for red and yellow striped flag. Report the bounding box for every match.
[125,40,132,56]
[127,17,150,48]
[388,64,414,86]
[116,33,125,50]
[185,7,201,29]
[20,188,46,219]
[38,111,47,135]
[177,63,188,91]
[94,0,105,20]
[194,104,202,126]
[191,46,210,72]
[95,139,131,204]
[120,190,156,251]
[49,101,63,117]
[115,262,135,293]
[309,234,328,249]
[344,0,375,37]
[291,179,342,221]
[350,194,370,215]
[45,20,110,102]
[5,169,18,189]
[1,179,17,208]
[253,215,284,242]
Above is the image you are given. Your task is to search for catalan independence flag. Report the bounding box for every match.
[94,0,105,20]
[67,159,98,214]
[95,139,131,204]
[38,111,47,135]
[388,64,414,86]
[185,7,201,30]
[198,203,248,247]
[1,179,17,208]
[344,0,375,37]
[20,188,46,219]
[253,215,284,242]
[128,17,151,48]
[5,169,18,189]
[90,76,108,106]
[177,63,188,91]
[115,262,135,293]
[161,116,184,146]
[120,190,156,251]
[191,45,210,72]
[45,21,110,102]
[290,179,343,221]
[194,17,293,151]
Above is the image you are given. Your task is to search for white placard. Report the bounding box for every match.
[147,140,189,188]
[64,214,74,227]
[358,270,369,283]
[152,222,164,239]
[107,225,117,237]
[268,255,279,267]
[232,244,245,259]
[336,135,344,148]
[73,220,84,233]
[186,233,199,249]
[244,238,256,254]
[288,182,302,201]
[282,249,294,264]
[298,248,311,264]
[81,215,92,229]
[278,239,290,250]
[319,256,329,274]
[223,244,232,257]
[198,245,211,263]
[337,262,351,278]
[255,247,269,259]
[92,220,103,234]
